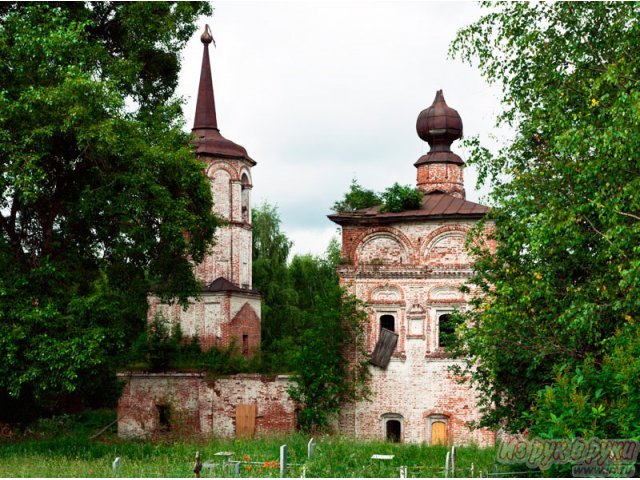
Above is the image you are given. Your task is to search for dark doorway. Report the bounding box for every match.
[380,314,395,333]
[386,419,401,442]
[157,404,171,431]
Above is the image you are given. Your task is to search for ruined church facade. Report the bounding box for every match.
[329,91,495,446]
[119,26,495,446]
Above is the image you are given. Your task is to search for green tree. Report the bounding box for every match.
[0,2,214,420]
[449,2,640,437]
[251,202,299,357]
[287,245,370,432]
[252,203,369,431]
[331,178,381,212]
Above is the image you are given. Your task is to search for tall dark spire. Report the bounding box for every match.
[193,25,218,132]
[191,25,255,164]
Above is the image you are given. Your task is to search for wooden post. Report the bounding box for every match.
[445,452,450,478]
[307,438,315,459]
[280,444,288,478]
[451,445,456,477]
[194,451,202,478]
[470,462,475,478]
[234,462,240,478]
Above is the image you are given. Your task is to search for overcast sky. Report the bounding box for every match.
[176,1,505,257]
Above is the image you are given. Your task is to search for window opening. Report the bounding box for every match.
[242,334,249,356]
[439,313,456,348]
[380,314,395,333]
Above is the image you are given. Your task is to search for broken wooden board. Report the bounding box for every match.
[369,328,399,368]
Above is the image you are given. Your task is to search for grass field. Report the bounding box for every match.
[0,410,499,477]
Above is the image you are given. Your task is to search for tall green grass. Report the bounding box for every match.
[0,410,497,477]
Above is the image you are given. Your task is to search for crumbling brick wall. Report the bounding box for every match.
[117,372,296,439]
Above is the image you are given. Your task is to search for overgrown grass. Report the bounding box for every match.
[0,410,498,477]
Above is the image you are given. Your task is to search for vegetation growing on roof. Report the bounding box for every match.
[332,179,423,214]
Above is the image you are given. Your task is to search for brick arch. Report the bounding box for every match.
[369,284,405,303]
[205,162,238,181]
[420,225,471,264]
[238,167,253,186]
[222,302,260,357]
[428,285,465,302]
[355,227,415,265]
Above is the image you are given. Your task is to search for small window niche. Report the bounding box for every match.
[242,334,249,356]
[241,173,251,224]
[157,404,171,431]
[408,317,424,337]
[382,413,403,443]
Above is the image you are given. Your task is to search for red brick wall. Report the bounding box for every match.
[222,302,261,356]
[117,372,296,439]
[337,219,496,446]
[416,163,465,198]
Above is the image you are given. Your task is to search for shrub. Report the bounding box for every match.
[379,183,423,213]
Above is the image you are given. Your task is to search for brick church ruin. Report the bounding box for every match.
[117,26,494,446]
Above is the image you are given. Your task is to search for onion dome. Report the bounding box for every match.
[192,25,255,164]
[414,90,463,166]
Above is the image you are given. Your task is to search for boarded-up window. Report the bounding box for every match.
[235,404,256,438]
[370,328,399,368]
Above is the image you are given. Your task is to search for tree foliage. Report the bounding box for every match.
[449,2,640,437]
[252,203,369,431]
[332,179,423,213]
[379,183,423,213]
[0,2,214,419]
[331,178,381,213]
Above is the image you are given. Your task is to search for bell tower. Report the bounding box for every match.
[192,25,256,289]
[146,25,261,356]
[414,90,465,198]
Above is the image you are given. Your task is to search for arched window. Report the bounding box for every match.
[380,314,395,333]
[438,313,456,348]
[241,173,251,223]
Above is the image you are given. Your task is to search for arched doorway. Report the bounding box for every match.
[386,420,401,442]
[427,414,449,445]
